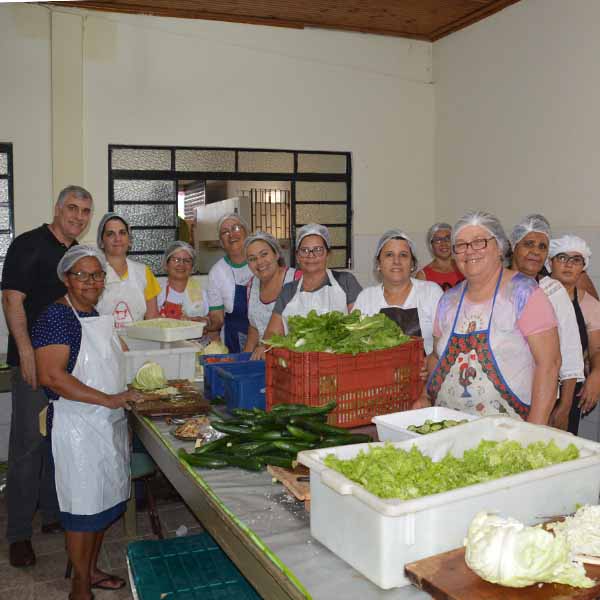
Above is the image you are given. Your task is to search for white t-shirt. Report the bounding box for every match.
[157,276,209,318]
[207,257,252,314]
[353,279,443,355]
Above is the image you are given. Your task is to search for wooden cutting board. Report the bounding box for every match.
[405,546,600,599]
[267,465,311,511]
[132,379,210,417]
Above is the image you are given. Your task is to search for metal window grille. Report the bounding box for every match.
[0,144,15,280]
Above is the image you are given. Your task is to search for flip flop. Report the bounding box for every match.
[91,574,126,591]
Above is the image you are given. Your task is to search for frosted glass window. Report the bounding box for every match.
[130,229,176,252]
[327,227,347,247]
[113,180,175,203]
[0,206,10,230]
[239,152,293,173]
[327,249,347,269]
[0,234,11,256]
[296,204,347,224]
[0,154,6,175]
[115,204,176,227]
[296,181,347,202]
[0,180,7,204]
[133,254,163,274]
[298,154,347,174]
[176,150,235,172]
[112,148,171,171]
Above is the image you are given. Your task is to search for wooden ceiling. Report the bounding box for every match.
[51,0,521,41]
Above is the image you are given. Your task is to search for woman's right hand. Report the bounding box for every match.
[250,345,266,361]
[105,389,146,410]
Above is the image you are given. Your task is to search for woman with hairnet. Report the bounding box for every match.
[95,213,160,329]
[353,230,443,354]
[264,223,362,337]
[243,231,298,358]
[509,215,584,430]
[31,246,143,599]
[548,235,600,433]
[205,213,252,353]
[157,241,208,322]
[416,222,465,291]
[416,211,561,424]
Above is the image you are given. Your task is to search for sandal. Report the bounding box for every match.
[91,574,126,591]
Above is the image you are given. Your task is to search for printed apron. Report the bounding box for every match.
[159,284,184,320]
[51,301,129,514]
[427,270,529,419]
[223,267,249,353]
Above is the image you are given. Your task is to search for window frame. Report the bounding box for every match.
[0,143,15,274]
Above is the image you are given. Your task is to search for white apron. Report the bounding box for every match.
[96,259,147,329]
[281,269,348,333]
[51,301,130,515]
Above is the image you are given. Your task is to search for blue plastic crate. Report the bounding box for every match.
[216,362,266,411]
[201,352,251,400]
[127,533,262,600]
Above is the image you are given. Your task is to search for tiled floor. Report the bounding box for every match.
[0,476,202,599]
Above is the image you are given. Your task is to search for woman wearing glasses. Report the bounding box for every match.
[547,236,600,433]
[95,213,161,329]
[418,211,560,424]
[509,215,584,431]
[157,241,208,321]
[353,229,442,354]
[206,214,252,353]
[264,223,362,337]
[416,222,464,291]
[32,246,143,599]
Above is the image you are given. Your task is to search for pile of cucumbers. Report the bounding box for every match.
[178,401,372,471]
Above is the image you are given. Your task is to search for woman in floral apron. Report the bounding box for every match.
[416,211,561,424]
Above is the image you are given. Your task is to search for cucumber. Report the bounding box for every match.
[231,441,275,457]
[286,425,320,443]
[211,422,254,436]
[290,418,349,436]
[261,455,295,469]
[250,430,295,441]
[222,454,264,471]
[194,436,233,455]
[272,440,314,454]
[178,449,228,469]
[321,433,372,445]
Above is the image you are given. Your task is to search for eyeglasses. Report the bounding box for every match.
[431,235,451,246]
[219,224,244,238]
[453,237,495,254]
[297,246,326,257]
[67,270,107,282]
[553,253,585,267]
[520,239,548,251]
[169,256,193,265]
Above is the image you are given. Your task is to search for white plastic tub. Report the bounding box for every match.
[298,416,600,589]
[373,407,478,442]
[125,319,205,342]
[119,336,201,383]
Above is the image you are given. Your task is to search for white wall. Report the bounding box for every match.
[434,0,600,287]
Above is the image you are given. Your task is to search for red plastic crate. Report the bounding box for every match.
[265,338,424,428]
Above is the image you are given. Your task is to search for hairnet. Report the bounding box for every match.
[161,241,196,272]
[374,229,418,267]
[510,214,551,248]
[296,223,331,250]
[452,211,509,256]
[547,235,592,270]
[56,245,107,282]
[426,222,453,248]
[96,212,131,249]
[244,231,286,267]
[217,213,250,237]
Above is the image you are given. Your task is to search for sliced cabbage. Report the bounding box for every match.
[199,340,229,356]
[132,361,168,391]
[548,505,600,558]
[464,512,594,589]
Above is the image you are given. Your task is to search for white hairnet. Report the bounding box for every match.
[453,211,509,256]
[510,214,551,248]
[244,231,286,267]
[296,223,331,250]
[57,245,107,282]
[547,235,592,270]
[217,213,250,237]
[426,222,453,248]
[374,229,418,269]
[97,212,131,249]
[161,241,196,272]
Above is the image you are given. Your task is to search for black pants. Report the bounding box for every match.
[6,368,59,543]
[568,381,584,436]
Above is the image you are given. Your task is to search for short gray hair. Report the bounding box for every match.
[453,211,509,257]
[56,185,93,208]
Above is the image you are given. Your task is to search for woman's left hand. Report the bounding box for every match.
[106,389,146,410]
[578,372,600,413]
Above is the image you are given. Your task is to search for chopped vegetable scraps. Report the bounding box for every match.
[548,505,600,558]
[129,318,198,328]
[267,310,410,355]
[323,439,579,500]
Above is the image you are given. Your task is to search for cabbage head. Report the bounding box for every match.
[200,340,229,356]
[465,512,594,588]
[132,361,168,391]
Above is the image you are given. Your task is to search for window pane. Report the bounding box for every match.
[0,233,11,256]
[130,228,176,252]
[298,153,347,174]
[327,227,347,247]
[132,253,163,274]
[296,181,347,202]
[0,180,7,203]
[0,206,10,230]
[112,148,171,171]
[176,150,235,172]
[0,154,7,175]
[115,204,176,227]
[327,249,347,269]
[239,152,293,173]
[296,203,347,224]
[113,180,175,203]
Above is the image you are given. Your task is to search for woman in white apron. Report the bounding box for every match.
[414,211,561,425]
[95,213,160,329]
[32,246,143,600]
[264,223,362,339]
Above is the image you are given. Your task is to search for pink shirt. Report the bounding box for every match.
[580,292,600,332]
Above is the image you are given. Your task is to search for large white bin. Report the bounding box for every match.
[298,416,600,589]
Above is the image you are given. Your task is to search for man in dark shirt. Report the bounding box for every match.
[1,185,93,567]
